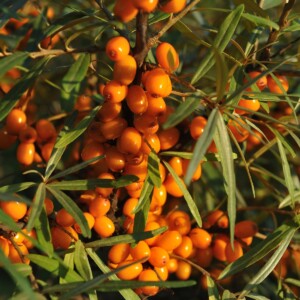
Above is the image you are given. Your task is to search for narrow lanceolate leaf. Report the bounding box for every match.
[185,108,218,185]
[0,57,51,121]
[164,161,202,227]
[46,186,91,238]
[191,4,244,84]
[60,251,75,284]
[239,228,297,298]
[222,290,236,300]
[148,151,162,187]
[207,276,221,300]
[219,222,299,279]
[0,250,35,299]
[26,183,46,232]
[213,48,228,102]
[162,97,200,129]
[214,111,236,243]
[0,52,28,78]
[277,137,295,207]
[242,13,279,30]
[48,175,139,191]
[0,182,36,194]
[28,254,83,283]
[55,106,100,148]
[279,190,300,209]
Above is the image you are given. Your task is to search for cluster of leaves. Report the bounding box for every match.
[0,0,300,299]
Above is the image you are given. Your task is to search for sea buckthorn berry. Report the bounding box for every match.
[123,197,139,218]
[86,122,106,144]
[149,246,170,268]
[132,0,159,13]
[8,243,29,264]
[144,221,161,246]
[79,190,97,205]
[145,68,172,98]
[141,133,161,154]
[17,142,35,166]
[246,130,263,152]
[182,159,202,181]
[123,216,134,234]
[155,266,168,281]
[12,231,25,244]
[100,117,128,140]
[212,234,229,262]
[116,260,143,280]
[74,212,95,234]
[51,226,78,250]
[94,215,115,238]
[108,243,130,264]
[118,127,142,155]
[168,156,183,176]
[241,236,253,246]
[103,80,128,103]
[190,116,207,140]
[206,210,229,229]
[195,247,213,268]
[126,85,148,114]
[228,118,249,143]
[166,257,178,273]
[157,127,180,150]
[0,127,17,149]
[105,146,126,172]
[95,172,115,198]
[75,95,92,111]
[130,240,151,260]
[134,113,159,135]
[137,269,160,296]
[164,173,184,198]
[155,230,182,252]
[167,210,191,236]
[159,163,167,183]
[189,228,212,249]
[246,71,268,91]
[19,126,37,144]
[124,157,148,181]
[106,36,130,62]
[35,119,56,142]
[22,229,37,249]
[89,196,111,217]
[225,240,243,263]
[41,142,55,162]
[156,42,180,72]
[158,105,175,125]
[145,93,166,117]
[81,141,105,164]
[150,185,167,210]
[0,200,27,221]
[174,236,193,258]
[0,237,9,257]
[175,260,192,280]
[56,208,75,227]
[113,55,137,85]
[235,99,260,115]
[234,220,258,239]
[159,0,187,13]
[97,102,122,123]
[267,74,289,94]
[113,0,138,23]
[5,108,27,135]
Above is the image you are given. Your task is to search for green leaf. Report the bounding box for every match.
[261,0,282,9]
[239,228,296,298]
[214,111,236,244]
[219,222,299,279]
[46,186,91,238]
[162,97,200,129]
[279,191,300,209]
[164,161,202,227]
[0,182,36,194]
[213,48,228,102]
[26,183,46,232]
[28,254,83,283]
[60,251,75,284]
[13,263,32,277]
[148,151,161,187]
[284,278,300,288]
[47,175,139,191]
[0,250,35,298]
[0,52,28,78]
[222,290,236,300]
[185,108,218,185]
[191,5,244,84]
[277,137,295,207]
[55,106,100,148]
[207,276,220,300]
[242,13,279,30]
[0,57,51,121]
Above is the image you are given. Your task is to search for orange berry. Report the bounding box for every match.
[18,126,37,143]
[167,210,191,236]
[100,117,128,140]
[145,93,166,117]
[35,119,56,142]
[145,68,172,98]
[149,246,170,268]
[158,105,175,124]
[195,247,213,268]
[105,146,126,172]
[190,116,207,140]
[175,260,191,280]
[75,95,92,111]
[116,260,143,280]
[150,185,167,210]
[113,0,138,23]
[126,85,148,114]
[168,156,183,176]
[74,212,95,234]
[246,71,267,91]
[106,36,130,61]
[113,55,137,85]
[12,231,25,244]
[44,197,54,215]
[164,173,184,197]
[8,243,29,264]
[137,269,159,296]
[123,216,134,234]
[267,74,289,94]
[189,228,212,249]
[156,42,180,72]
[17,142,35,166]
[97,101,122,123]
[0,237,10,257]
[103,80,128,103]
[95,172,115,198]
[86,122,107,143]
[0,200,27,221]
[89,196,111,218]
[130,240,151,260]
[41,142,55,162]
[93,215,115,238]
[118,127,142,155]
[157,127,180,150]
[79,190,97,205]
[123,197,139,218]
[134,113,159,135]
[22,229,37,249]
[124,156,148,181]
[174,236,193,258]
[159,0,187,13]
[132,0,159,13]
[228,118,249,143]
[56,208,75,227]
[51,226,78,250]
[234,220,258,239]
[155,266,168,281]
[212,234,229,262]
[166,257,178,273]
[159,163,167,183]
[5,108,27,135]
[155,230,182,252]
[144,221,161,246]
[206,210,228,229]
[108,243,130,264]
[225,240,243,263]
[81,141,105,163]
[182,159,202,181]
[140,133,161,154]
[235,99,260,115]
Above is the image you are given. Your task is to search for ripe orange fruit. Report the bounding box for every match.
[74,212,95,234]
[8,243,30,264]
[228,118,249,143]
[126,85,148,114]
[189,228,212,249]
[155,230,182,251]
[157,127,180,150]
[95,172,115,198]
[225,240,243,263]
[93,215,115,238]
[81,141,105,163]
[89,196,111,217]
[56,208,75,227]
[113,55,137,85]
[212,234,229,262]
[149,246,170,268]
[167,210,191,236]
[0,237,10,257]
[174,236,193,258]
[205,210,228,229]
[100,117,128,140]
[145,93,166,117]
[5,108,27,135]
[175,260,192,280]
[0,200,27,221]
[97,101,122,122]
[246,71,267,91]
[132,0,159,13]
[164,173,184,197]
[140,133,161,154]
[145,68,172,98]
[133,113,159,135]
[51,226,78,250]
[159,0,187,13]
[190,116,207,140]
[17,142,35,166]
[235,99,260,115]
[267,74,289,94]
[130,240,151,260]
[108,243,130,264]
[117,127,142,155]
[105,146,126,172]
[35,119,56,142]
[19,126,37,143]
[103,80,128,103]
[156,42,180,72]
[234,220,258,239]
[137,269,159,296]
[195,247,213,268]
[116,260,143,280]
[113,0,138,23]
[106,36,130,61]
